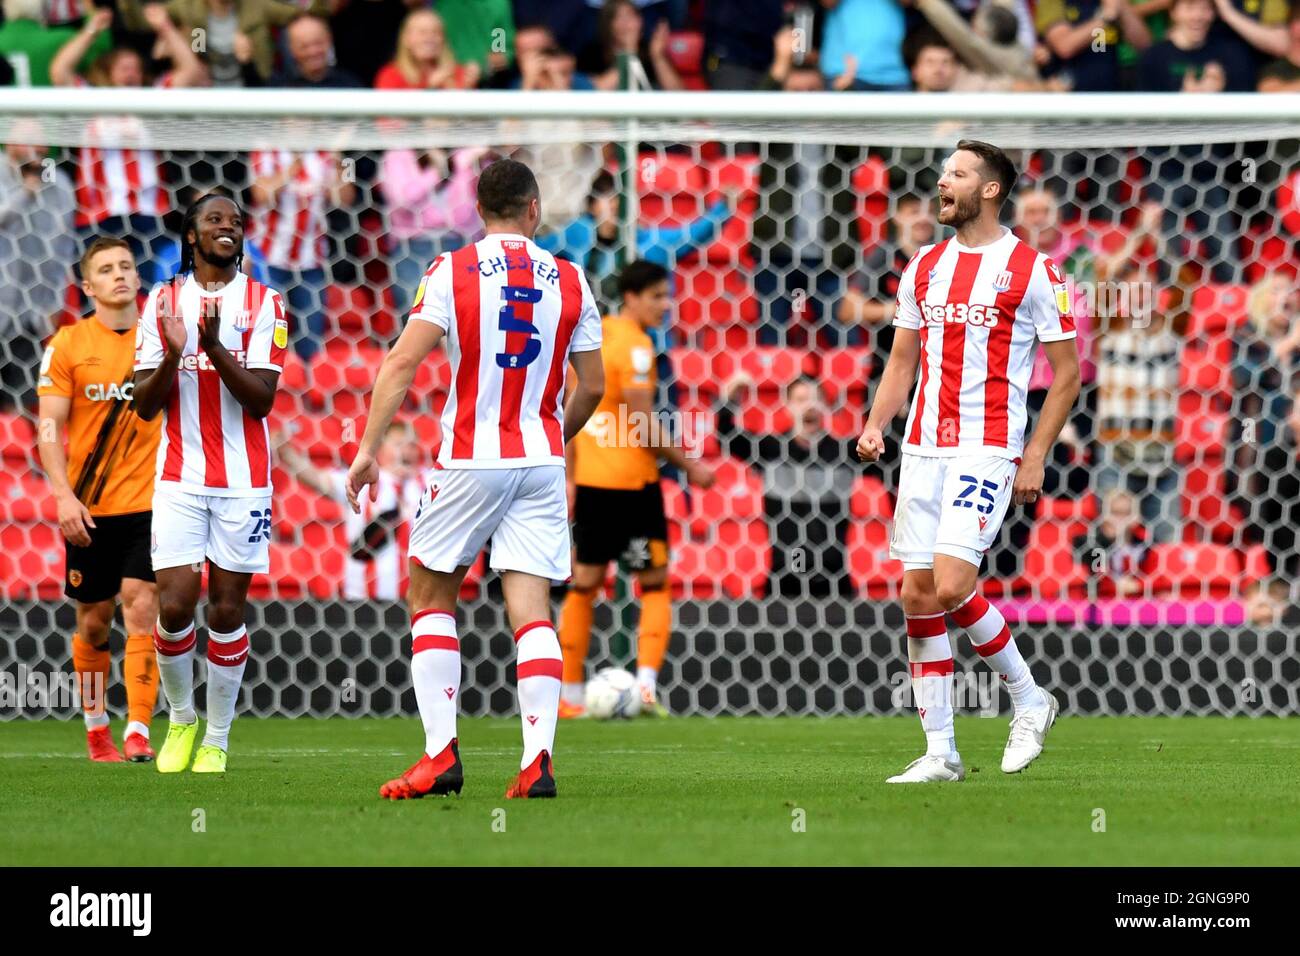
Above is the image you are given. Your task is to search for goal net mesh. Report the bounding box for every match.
[2,95,1297,720]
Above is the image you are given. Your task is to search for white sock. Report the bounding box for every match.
[410,610,460,758]
[906,612,956,758]
[636,666,657,696]
[125,720,150,740]
[515,621,562,769]
[153,619,197,724]
[950,591,1039,712]
[202,625,249,751]
[84,711,110,730]
[561,681,585,707]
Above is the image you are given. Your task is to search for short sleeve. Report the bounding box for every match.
[37,329,73,397]
[569,269,603,354]
[1028,255,1077,342]
[135,287,164,371]
[408,253,454,330]
[891,249,925,330]
[246,286,289,372]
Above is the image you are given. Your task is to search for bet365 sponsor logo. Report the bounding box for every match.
[920,302,1001,328]
[49,886,151,936]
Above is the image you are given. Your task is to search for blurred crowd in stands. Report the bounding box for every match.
[3,0,1300,618]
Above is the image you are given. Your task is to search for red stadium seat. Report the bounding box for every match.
[674,264,759,333]
[664,31,706,89]
[1146,543,1243,598]
[1189,284,1249,335]
[669,348,716,402]
[846,519,902,599]
[852,156,890,251]
[0,413,35,467]
[407,350,452,411]
[820,347,873,407]
[0,472,57,524]
[849,475,893,520]
[1,523,63,600]
[1022,513,1089,600]
[712,346,813,393]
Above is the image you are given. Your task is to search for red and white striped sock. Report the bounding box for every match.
[411,609,460,758]
[514,620,562,769]
[153,619,197,724]
[906,612,956,757]
[203,625,250,751]
[949,591,1039,711]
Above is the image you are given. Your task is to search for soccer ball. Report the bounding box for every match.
[584,668,642,719]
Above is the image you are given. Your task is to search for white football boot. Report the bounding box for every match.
[886,753,966,783]
[1001,688,1060,774]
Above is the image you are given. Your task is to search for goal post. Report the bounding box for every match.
[1,89,1297,721]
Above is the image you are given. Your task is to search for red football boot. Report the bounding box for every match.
[505,750,556,799]
[379,739,463,799]
[86,726,124,763]
[123,732,155,763]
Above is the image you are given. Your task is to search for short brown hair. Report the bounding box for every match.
[955,139,1018,208]
[80,236,133,277]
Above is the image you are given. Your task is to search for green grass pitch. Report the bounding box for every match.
[3,715,1298,866]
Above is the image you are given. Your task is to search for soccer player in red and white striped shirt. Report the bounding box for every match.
[133,193,288,776]
[857,141,1082,784]
[347,159,605,800]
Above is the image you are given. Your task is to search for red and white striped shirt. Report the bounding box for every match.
[44,0,84,25]
[135,273,288,496]
[73,78,170,227]
[409,233,602,470]
[246,150,335,271]
[893,228,1076,460]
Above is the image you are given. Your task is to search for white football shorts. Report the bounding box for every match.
[151,485,272,574]
[889,452,1020,570]
[408,464,570,583]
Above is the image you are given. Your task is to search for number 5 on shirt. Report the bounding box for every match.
[495,285,543,369]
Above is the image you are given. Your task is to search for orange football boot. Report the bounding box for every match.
[86,726,124,763]
[505,750,556,799]
[557,699,587,720]
[123,732,155,762]
[380,739,463,799]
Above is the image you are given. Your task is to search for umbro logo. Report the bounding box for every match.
[84,357,101,367]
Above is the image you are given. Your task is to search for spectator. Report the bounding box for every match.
[717,373,860,598]
[1138,0,1255,90]
[752,37,864,347]
[1247,0,1300,89]
[1209,0,1292,69]
[374,8,479,90]
[273,422,426,601]
[839,192,936,370]
[506,27,602,232]
[483,20,551,87]
[433,0,514,77]
[820,0,910,91]
[1073,488,1153,597]
[247,148,357,361]
[1243,577,1288,625]
[50,7,206,287]
[1037,0,1152,90]
[534,168,734,311]
[586,0,683,89]
[330,0,422,88]
[702,0,785,89]
[1229,271,1300,451]
[0,0,109,87]
[512,0,598,57]
[903,30,960,91]
[269,13,361,88]
[0,129,77,409]
[911,0,1043,89]
[382,145,495,317]
[118,0,321,86]
[1093,265,1186,543]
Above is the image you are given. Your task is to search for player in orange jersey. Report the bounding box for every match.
[558,261,715,718]
[37,237,162,762]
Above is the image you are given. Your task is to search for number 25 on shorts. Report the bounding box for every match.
[952,475,998,515]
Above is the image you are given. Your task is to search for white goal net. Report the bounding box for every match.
[2,90,1297,720]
